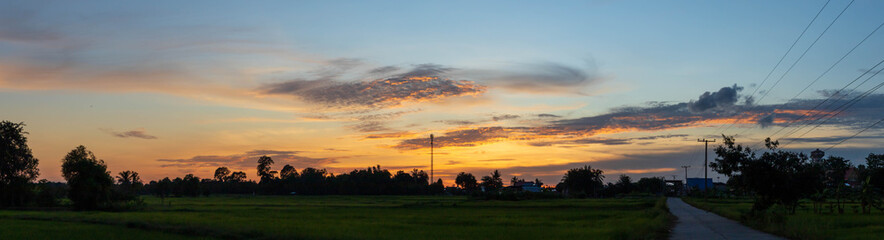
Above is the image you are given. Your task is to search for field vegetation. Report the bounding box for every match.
[683,197,884,240]
[0,196,672,240]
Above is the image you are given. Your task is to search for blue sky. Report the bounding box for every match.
[2,0,884,183]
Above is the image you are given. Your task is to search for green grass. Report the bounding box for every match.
[0,196,672,240]
[0,218,211,240]
[683,197,884,240]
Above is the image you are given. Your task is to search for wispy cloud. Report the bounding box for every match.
[101,128,158,139]
[389,86,884,150]
[156,149,342,170]
[261,64,486,109]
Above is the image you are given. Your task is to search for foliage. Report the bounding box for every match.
[710,136,823,213]
[455,172,478,192]
[116,170,142,200]
[61,145,115,210]
[684,197,884,240]
[0,196,673,240]
[480,170,503,191]
[0,121,40,207]
[559,165,604,197]
[212,167,230,182]
[256,155,274,182]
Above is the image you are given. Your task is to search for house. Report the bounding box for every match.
[510,180,542,192]
[686,178,714,191]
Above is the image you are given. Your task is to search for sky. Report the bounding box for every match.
[3,0,884,185]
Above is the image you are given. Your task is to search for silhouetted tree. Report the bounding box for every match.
[560,165,604,197]
[61,145,114,210]
[429,178,444,194]
[0,121,40,207]
[214,167,230,182]
[534,178,543,187]
[710,136,823,213]
[615,174,634,194]
[256,155,274,182]
[228,171,247,182]
[480,170,503,191]
[455,172,478,192]
[299,168,327,195]
[152,177,172,202]
[115,170,142,200]
[280,165,298,179]
[636,177,665,195]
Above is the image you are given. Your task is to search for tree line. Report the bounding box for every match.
[711,135,884,215]
[2,120,665,210]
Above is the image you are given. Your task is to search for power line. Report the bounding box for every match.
[779,66,884,148]
[713,0,832,135]
[778,61,884,140]
[825,117,884,151]
[747,21,884,141]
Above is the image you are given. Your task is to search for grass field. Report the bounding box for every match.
[683,198,884,240]
[0,196,672,240]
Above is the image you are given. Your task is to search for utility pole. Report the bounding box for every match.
[681,165,690,183]
[681,165,690,193]
[430,134,434,182]
[698,138,715,191]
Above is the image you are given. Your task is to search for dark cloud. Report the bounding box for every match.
[448,149,699,184]
[0,4,60,43]
[537,113,561,118]
[466,61,600,94]
[492,114,520,121]
[688,84,743,112]
[367,66,400,75]
[389,85,884,150]
[363,131,416,139]
[528,134,688,147]
[393,127,510,150]
[102,128,158,139]
[261,64,485,109]
[438,120,476,126]
[757,114,774,128]
[157,149,341,170]
[351,121,390,132]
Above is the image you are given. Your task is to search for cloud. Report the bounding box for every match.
[0,3,60,43]
[688,84,743,112]
[393,127,511,150]
[351,121,390,132]
[367,66,400,75]
[363,131,417,139]
[156,149,341,171]
[527,134,688,147]
[537,113,561,118]
[102,128,157,139]
[465,61,600,94]
[261,64,486,109]
[492,114,520,121]
[757,114,774,128]
[388,85,884,150]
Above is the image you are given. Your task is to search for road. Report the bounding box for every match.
[667,197,785,240]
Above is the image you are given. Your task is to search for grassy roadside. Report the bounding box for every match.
[0,218,212,240]
[0,196,674,240]
[682,197,884,240]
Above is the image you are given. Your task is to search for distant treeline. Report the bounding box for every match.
[2,120,667,211]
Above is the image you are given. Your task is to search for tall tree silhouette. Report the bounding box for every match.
[480,170,503,191]
[256,155,274,182]
[0,121,40,207]
[455,172,478,191]
[62,145,114,210]
[214,167,230,182]
[560,165,604,197]
[116,170,142,200]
